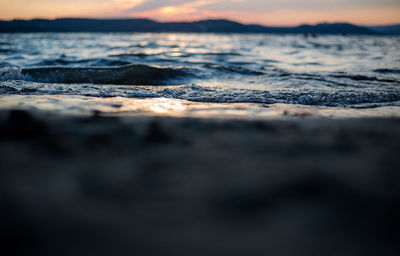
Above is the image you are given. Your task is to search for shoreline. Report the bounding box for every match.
[1,95,400,119]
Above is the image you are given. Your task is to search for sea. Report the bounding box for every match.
[1,33,399,118]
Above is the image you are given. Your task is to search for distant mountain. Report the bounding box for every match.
[287,23,375,35]
[0,18,379,34]
[368,24,400,35]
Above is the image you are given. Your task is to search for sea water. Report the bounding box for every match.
[0,33,399,117]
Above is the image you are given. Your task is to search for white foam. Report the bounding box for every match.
[0,66,23,81]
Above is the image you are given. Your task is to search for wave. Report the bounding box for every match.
[109,52,159,58]
[0,64,188,85]
[108,51,241,59]
[0,48,15,53]
[0,66,22,81]
[202,64,264,75]
[331,73,397,83]
[2,80,400,108]
[199,52,241,56]
[34,58,133,67]
[373,68,400,75]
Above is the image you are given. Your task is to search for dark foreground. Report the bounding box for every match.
[1,110,399,256]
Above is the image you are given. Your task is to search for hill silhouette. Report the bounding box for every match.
[368,24,400,35]
[0,18,385,34]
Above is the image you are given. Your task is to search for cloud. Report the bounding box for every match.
[127,0,225,19]
[131,0,195,12]
[121,0,400,25]
[132,0,400,12]
[186,0,400,12]
[126,0,400,19]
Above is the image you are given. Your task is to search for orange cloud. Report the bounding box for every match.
[129,4,400,26]
[129,0,220,19]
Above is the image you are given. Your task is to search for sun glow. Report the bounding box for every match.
[160,6,196,16]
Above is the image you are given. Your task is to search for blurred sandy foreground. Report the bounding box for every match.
[0,97,399,256]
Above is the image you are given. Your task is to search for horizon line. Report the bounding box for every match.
[1,16,399,27]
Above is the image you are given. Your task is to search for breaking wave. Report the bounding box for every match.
[1,64,188,85]
[2,79,399,108]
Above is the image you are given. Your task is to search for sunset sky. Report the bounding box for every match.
[1,0,400,26]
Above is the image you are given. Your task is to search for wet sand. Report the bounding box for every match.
[1,109,400,256]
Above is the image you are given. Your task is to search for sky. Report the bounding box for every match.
[1,0,400,26]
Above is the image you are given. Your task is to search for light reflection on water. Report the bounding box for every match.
[1,95,399,119]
